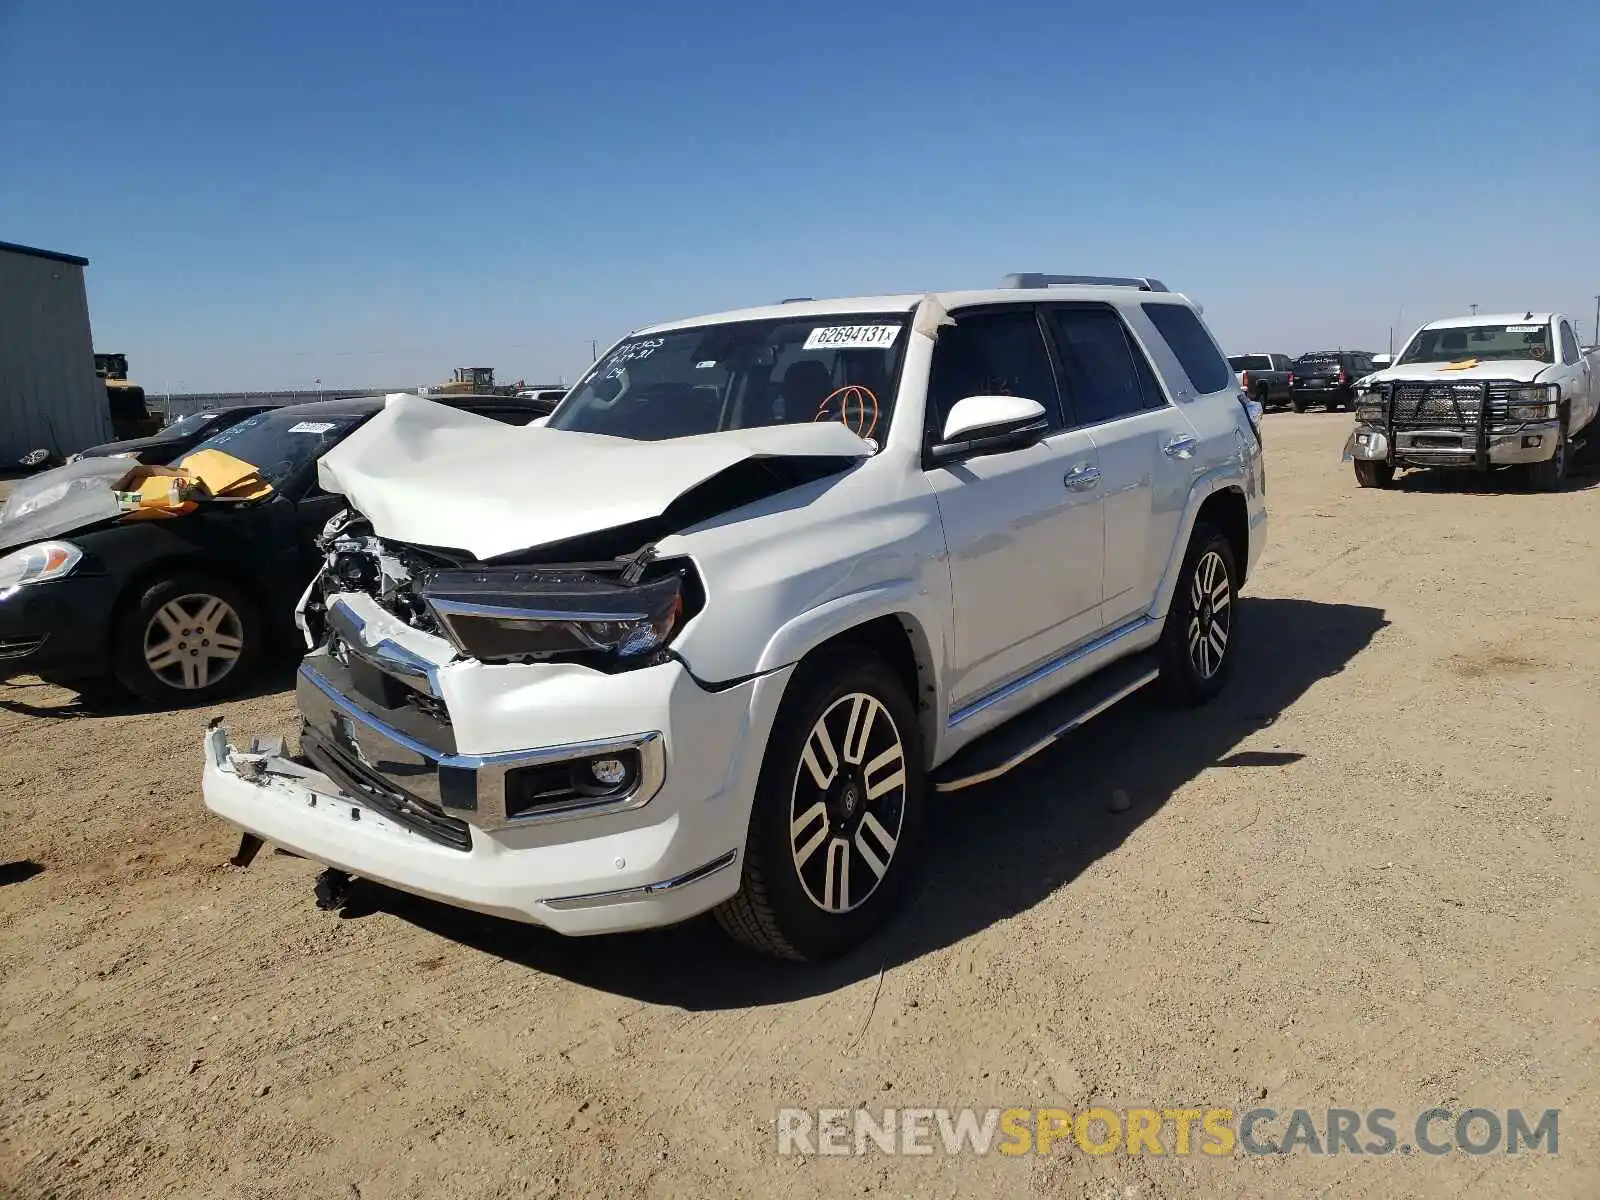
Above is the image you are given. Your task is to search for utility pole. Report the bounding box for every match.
[1592,295,1598,345]
[590,338,598,362]
[1470,303,1478,316]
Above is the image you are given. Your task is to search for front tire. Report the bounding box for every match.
[112,572,262,706]
[1156,522,1238,706]
[1354,459,1395,488]
[715,651,925,961]
[1524,424,1568,492]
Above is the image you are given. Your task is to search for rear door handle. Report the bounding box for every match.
[1063,463,1101,490]
[1162,434,1198,459]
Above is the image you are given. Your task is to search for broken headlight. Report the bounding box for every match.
[419,564,695,669]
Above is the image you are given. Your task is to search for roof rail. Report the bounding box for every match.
[999,273,1169,293]
[779,296,814,303]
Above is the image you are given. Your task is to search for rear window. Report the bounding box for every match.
[1294,354,1341,371]
[1143,303,1232,394]
[1228,355,1273,372]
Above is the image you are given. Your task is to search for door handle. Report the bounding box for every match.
[1063,463,1101,491]
[1162,434,1198,459]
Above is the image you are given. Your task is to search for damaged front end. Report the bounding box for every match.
[300,509,704,676]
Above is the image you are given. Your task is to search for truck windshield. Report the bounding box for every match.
[548,314,912,442]
[1397,324,1552,365]
[1228,355,1273,372]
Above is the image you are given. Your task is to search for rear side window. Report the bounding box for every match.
[1141,303,1233,394]
[1046,306,1166,425]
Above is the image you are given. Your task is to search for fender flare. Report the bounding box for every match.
[1149,466,1251,621]
[756,578,944,677]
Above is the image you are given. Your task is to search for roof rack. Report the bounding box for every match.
[779,296,814,303]
[999,273,1169,293]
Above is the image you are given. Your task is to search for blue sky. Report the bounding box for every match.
[3,0,1597,392]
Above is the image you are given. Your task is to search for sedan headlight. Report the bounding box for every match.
[0,541,83,593]
[419,564,696,669]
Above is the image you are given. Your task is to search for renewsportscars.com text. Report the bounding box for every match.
[776,1106,1560,1158]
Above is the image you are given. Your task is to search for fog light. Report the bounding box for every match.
[1523,435,1542,449]
[590,758,629,786]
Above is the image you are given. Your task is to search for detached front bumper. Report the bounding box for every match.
[203,640,793,936]
[1346,420,1561,469]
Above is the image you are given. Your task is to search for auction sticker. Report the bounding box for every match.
[803,324,901,351]
[288,421,336,434]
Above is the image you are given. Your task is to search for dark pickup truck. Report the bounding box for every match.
[1228,353,1294,409]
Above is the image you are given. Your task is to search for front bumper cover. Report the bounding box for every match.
[1345,420,1561,468]
[202,616,795,934]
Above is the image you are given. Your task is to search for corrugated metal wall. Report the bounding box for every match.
[0,250,110,461]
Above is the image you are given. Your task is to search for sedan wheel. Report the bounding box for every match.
[143,594,245,691]
[113,572,262,706]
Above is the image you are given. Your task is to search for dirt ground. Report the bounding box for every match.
[2,414,1597,1199]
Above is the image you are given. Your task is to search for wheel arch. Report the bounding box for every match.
[1151,475,1252,620]
[758,592,942,766]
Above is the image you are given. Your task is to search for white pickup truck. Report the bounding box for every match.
[1347,312,1599,490]
[202,274,1267,961]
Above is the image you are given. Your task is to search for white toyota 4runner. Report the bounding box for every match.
[203,274,1268,960]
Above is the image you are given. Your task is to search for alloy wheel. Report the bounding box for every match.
[142,593,245,690]
[1186,550,1232,680]
[788,692,907,914]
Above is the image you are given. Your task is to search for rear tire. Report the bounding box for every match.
[1292,396,1309,413]
[1354,459,1395,489]
[715,650,925,961]
[111,572,262,707]
[1156,522,1238,707]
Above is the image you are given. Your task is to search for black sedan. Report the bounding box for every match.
[68,405,280,466]
[0,393,548,705]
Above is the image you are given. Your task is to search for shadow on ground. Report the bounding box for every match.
[0,658,300,720]
[361,596,1387,1007]
[1393,458,1600,494]
[0,860,44,886]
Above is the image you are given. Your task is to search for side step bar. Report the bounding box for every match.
[930,651,1160,793]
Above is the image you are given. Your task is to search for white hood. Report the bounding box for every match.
[1370,359,1553,386]
[317,393,872,559]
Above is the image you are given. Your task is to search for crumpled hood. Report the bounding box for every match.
[317,392,872,560]
[0,458,132,551]
[1369,359,1553,386]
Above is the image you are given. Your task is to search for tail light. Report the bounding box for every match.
[1288,372,1296,386]
[1338,370,1349,384]
[1241,371,1251,390]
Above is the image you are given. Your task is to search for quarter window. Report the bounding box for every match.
[1142,302,1233,394]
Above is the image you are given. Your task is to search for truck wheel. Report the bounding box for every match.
[1291,397,1309,413]
[715,651,925,961]
[1354,460,1394,488]
[1156,522,1238,707]
[1524,426,1568,492]
[112,572,262,707]
[1253,384,1271,410]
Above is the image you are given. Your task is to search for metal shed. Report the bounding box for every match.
[0,240,110,461]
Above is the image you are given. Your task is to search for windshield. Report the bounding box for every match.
[1397,323,1552,365]
[548,314,912,442]
[1228,355,1273,372]
[161,411,221,438]
[178,409,365,488]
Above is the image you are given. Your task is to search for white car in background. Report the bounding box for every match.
[203,273,1268,960]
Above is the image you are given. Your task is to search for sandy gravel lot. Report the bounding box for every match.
[2,414,1597,1199]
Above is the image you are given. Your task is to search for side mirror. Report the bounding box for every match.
[929,395,1049,463]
